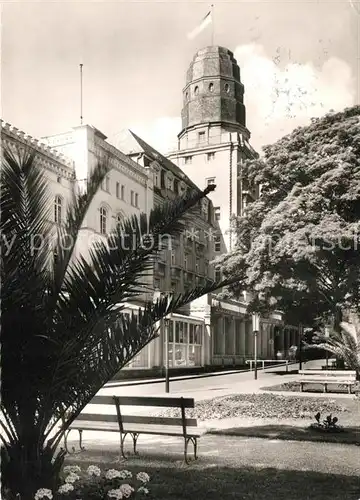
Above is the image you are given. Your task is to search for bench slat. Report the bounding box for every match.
[90,395,195,408]
[76,413,197,427]
[70,421,203,437]
[299,379,355,384]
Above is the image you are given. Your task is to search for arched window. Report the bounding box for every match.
[116,212,123,228]
[194,86,199,96]
[54,195,62,223]
[209,82,214,92]
[224,83,230,93]
[100,206,108,234]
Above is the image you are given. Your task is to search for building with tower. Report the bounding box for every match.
[168,46,258,254]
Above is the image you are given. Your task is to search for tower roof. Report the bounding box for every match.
[180,45,246,134]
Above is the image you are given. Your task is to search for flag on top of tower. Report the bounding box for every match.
[187,9,213,40]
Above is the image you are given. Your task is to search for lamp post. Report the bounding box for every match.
[252,313,260,380]
[164,315,170,393]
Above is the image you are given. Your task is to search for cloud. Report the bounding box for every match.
[234,43,356,150]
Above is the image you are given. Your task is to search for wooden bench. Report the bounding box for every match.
[63,395,203,464]
[298,369,357,393]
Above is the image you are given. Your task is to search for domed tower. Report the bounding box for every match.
[180,46,248,137]
[168,46,258,253]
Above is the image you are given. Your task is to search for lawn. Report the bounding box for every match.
[64,443,360,500]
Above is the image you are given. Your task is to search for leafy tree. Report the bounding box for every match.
[220,105,360,329]
[1,148,237,499]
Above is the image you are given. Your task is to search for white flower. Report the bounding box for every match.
[136,472,150,483]
[137,486,149,495]
[119,484,134,498]
[105,469,122,480]
[34,488,53,500]
[65,473,80,483]
[118,470,132,479]
[107,488,123,499]
[87,465,101,477]
[58,484,74,494]
[63,465,81,475]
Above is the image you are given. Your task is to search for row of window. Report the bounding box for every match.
[101,177,139,208]
[184,151,215,165]
[185,82,231,100]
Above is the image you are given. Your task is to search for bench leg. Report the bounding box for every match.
[120,432,128,460]
[348,384,351,394]
[130,432,140,455]
[119,432,140,459]
[63,429,85,455]
[184,437,198,465]
[323,383,327,393]
[300,383,303,392]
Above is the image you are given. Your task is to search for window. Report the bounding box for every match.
[198,131,205,143]
[225,83,230,93]
[214,206,221,221]
[195,258,199,274]
[54,195,62,224]
[116,182,120,198]
[130,190,134,206]
[154,278,160,290]
[116,212,122,227]
[57,176,61,183]
[121,185,125,200]
[206,177,215,186]
[154,172,159,186]
[214,235,221,252]
[209,82,214,92]
[215,267,221,281]
[184,156,192,165]
[100,206,107,234]
[135,193,139,207]
[167,177,173,190]
[185,91,189,101]
[174,179,179,194]
[161,170,165,188]
[171,252,175,265]
[194,86,199,96]
[184,255,188,270]
[207,152,215,161]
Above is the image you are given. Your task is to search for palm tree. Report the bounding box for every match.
[311,313,360,376]
[1,147,238,499]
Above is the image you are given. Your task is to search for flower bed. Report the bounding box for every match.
[156,393,349,420]
[34,465,150,500]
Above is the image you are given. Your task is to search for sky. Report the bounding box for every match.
[2,0,359,154]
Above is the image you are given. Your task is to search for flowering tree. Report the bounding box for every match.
[220,105,360,328]
[1,149,239,499]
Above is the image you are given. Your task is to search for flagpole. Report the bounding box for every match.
[80,63,83,125]
[211,4,214,45]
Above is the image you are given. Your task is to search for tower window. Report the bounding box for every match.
[194,86,199,96]
[214,235,221,252]
[224,83,230,93]
[209,82,214,92]
[214,206,221,221]
[184,156,193,165]
[206,177,215,186]
[135,193,139,207]
[185,91,189,100]
[121,185,125,200]
[116,182,120,198]
[207,152,215,161]
[215,267,222,281]
[130,190,134,206]
[198,131,206,143]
